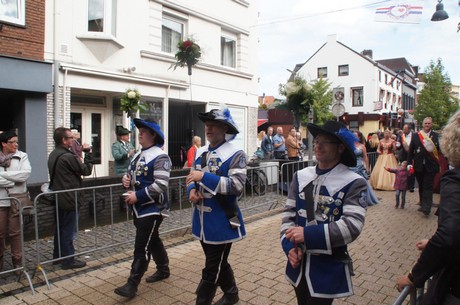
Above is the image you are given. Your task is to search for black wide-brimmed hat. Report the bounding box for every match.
[197,107,239,135]
[133,118,165,146]
[307,121,357,167]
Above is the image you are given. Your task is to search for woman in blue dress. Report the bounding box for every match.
[350,131,379,205]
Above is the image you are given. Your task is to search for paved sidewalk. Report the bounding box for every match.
[0,190,438,304]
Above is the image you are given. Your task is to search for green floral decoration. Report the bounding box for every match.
[171,38,202,75]
[120,88,147,118]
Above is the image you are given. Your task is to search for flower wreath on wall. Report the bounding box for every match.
[170,38,202,75]
[120,88,147,118]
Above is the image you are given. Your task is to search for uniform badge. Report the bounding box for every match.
[333,208,339,215]
[335,199,342,206]
[359,191,367,207]
[163,160,171,170]
[299,192,305,200]
[239,156,246,168]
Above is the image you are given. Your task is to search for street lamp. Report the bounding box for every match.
[431,0,449,21]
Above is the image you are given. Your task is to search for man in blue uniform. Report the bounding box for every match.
[186,106,247,305]
[281,121,368,305]
[114,118,171,299]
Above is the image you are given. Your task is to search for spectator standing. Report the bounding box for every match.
[281,121,367,305]
[69,129,83,160]
[396,110,460,305]
[257,130,265,148]
[0,131,31,271]
[349,130,379,205]
[407,117,440,216]
[185,136,202,168]
[296,132,306,160]
[112,127,135,176]
[273,126,286,159]
[286,127,301,161]
[397,124,416,192]
[186,106,246,305]
[261,126,274,160]
[366,133,379,153]
[385,161,413,209]
[48,127,93,269]
[114,118,171,299]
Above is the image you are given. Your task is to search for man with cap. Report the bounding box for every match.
[114,118,171,299]
[280,121,368,305]
[186,106,247,305]
[111,126,135,176]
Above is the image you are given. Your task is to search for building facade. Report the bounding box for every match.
[43,0,259,177]
[0,0,52,183]
[293,34,417,138]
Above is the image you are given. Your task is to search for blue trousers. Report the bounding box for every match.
[53,209,78,266]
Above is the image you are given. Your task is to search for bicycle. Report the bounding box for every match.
[238,158,267,201]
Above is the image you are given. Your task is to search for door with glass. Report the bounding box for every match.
[70,108,107,177]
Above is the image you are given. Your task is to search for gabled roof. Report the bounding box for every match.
[299,38,377,69]
[376,57,416,76]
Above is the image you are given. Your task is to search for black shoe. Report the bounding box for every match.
[417,207,423,212]
[395,204,399,208]
[114,282,137,298]
[416,202,421,205]
[423,211,430,216]
[409,189,414,193]
[145,270,170,283]
[62,259,87,270]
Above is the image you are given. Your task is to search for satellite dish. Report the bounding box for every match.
[332,103,345,117]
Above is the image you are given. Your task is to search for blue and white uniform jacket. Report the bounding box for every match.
[187,141,247,244]
[128,145,171,218]
[280,163,367,298]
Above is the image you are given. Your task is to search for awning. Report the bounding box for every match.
[257,119,268,127]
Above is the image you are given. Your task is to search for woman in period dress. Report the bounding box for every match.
[370,129,398,190]
[350,131,379,205]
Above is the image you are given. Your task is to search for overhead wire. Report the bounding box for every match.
[255,0,424,27]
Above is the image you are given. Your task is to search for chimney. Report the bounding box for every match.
[362,49,373,59]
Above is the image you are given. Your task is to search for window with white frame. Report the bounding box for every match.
[338,65,349,76]
[351,87,363,107]
[0,0,25,26]
[87,0,117,36]
[162,15,184,54]
[221,31,236,68]
[317,67,327,78]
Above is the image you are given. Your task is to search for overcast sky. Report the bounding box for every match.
[256,0,460,98]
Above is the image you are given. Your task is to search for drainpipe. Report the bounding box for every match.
[62,67,68,125]
[53,0,60,128]
[163,85,170,154]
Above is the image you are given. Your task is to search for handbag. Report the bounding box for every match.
[39,152,68,206]
[39,182,55,206]
[9,191,34,215]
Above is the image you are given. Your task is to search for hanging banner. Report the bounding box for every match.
[375,4,423,24]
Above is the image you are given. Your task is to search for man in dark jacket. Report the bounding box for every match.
[407,117,440,216]
[396,110,460,305]
[48,127,93,269]
[397,124,415,192]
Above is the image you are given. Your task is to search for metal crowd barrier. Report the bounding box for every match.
[279,160,317,198]
[0,197,35,294]
[1,166,284,294]
[367,151,378,171]
[392,278,432,305]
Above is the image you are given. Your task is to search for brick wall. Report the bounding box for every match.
[0,0,46,61]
